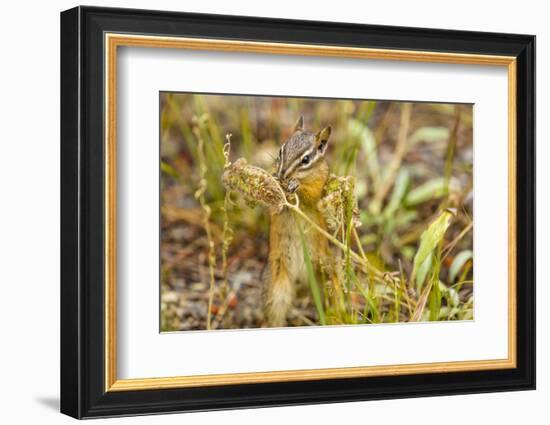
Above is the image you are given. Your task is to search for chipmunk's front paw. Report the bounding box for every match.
[286,179,300,193]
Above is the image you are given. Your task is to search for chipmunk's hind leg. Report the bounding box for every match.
[262,263,294,327]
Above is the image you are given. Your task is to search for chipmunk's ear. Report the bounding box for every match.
[293,116,304,132]
[315,126,331,154]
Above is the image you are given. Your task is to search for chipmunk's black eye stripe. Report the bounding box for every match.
[277,144,286,178]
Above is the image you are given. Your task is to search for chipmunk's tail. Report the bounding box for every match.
[262,264,293,327]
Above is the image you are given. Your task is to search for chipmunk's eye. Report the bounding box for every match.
[301,155,310,165]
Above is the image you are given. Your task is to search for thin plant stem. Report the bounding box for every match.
[442,221,473,261]
[194,124,217,330]
[220,191,233,299]
[220,136,234,299]
[353,227,368,262]
[287,199,383,279]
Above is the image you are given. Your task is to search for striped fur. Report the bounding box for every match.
[263,118,332,326]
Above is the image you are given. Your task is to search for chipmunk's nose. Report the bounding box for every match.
[275,145,286,180]
[275,166,286,182]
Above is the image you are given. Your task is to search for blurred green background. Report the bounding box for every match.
[160,92,473,331]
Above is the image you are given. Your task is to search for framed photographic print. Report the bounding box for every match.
[60,6,535,419]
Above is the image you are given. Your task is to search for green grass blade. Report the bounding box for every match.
[428,252,442,321]
[449,249,473,282]
[349,119,380,191]
[409,126,450,145]
[383,168,410,219]
[299,228,326,325]
[411,209,454,292]
[416,252,433,292]
[404,178,448,206]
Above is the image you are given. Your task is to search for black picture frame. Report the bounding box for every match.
[61,5,536,419]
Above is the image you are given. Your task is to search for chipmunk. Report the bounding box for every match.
[262,116,332,327]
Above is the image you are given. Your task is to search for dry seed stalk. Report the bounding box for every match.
[220,191,234,300]
[193,123,217,330]
[220,135,234,299]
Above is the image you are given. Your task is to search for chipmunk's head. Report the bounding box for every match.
[274,116,331,195]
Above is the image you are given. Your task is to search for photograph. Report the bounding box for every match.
[160,93,474,331]
[58,5,536,418]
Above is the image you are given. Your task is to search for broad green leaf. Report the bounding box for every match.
[439,281,459,307]
[349,119,380,190]
[449,250,474,282]
[383,169,410,219]
[416,252,433,289]
[404,178,448,206]
[410,126,450,145]
[394,210,418,227]
[412,210,454,284]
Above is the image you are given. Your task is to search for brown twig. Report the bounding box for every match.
[410,279,433,322]
[441,221,474,261]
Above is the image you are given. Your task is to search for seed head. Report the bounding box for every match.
[318,174,361,231]
[222,158,286,213]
